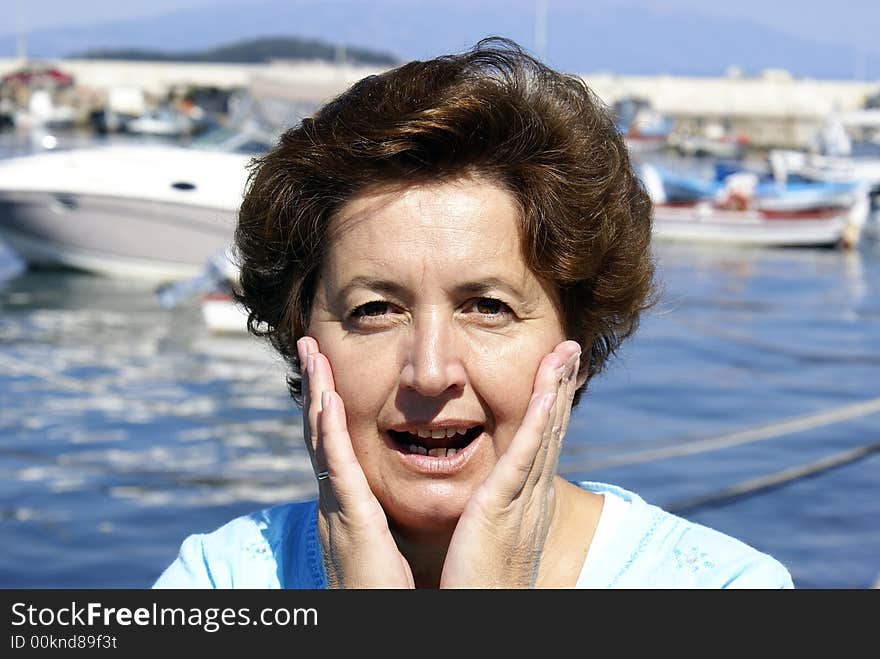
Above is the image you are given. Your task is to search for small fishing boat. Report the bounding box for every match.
[639,162,869,248]
[156,245,254,335]
[668,120,749,159]
[201,292,250,334]
[764,112,880,242]
[650,202,862,248]
[125,107,194,138]
[769,149,880,189]
[614,97,675,154]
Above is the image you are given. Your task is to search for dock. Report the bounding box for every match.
[0,57,878,149]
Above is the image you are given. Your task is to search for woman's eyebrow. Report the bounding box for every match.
[337,277,408,299]
[454,278,528,301]
[337,277,526,300]
[337,276,528,302]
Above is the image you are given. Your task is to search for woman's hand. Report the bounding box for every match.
[296,336,414,589]
[439,340,582,588]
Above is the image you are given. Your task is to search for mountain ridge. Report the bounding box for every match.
[69,35,399,65]
[1,0,877,80]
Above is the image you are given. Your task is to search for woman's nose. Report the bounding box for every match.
[399,312,467,397]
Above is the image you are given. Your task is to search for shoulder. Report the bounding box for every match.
[152,499,324,589]
[576,481,794,589]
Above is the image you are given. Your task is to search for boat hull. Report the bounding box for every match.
[0,190,236,280]
[652,204,851,248]
[201,293,249,333]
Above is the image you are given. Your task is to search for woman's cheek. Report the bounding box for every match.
[469,337,545,423]
[327,339,397,419]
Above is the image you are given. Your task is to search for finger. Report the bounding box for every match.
[318,389,377,510]
[483,351,564,500]
[526,346,565,488]
[549,342,580,439]
[497,340,581,497]
[551,345,579,439]
[541,349,580,486]
[296,337,314,453]
[493,391,557,499]
[305,350,338,469]
[297,337,325,471]
[528,345,577,491]
[558,351,580,439]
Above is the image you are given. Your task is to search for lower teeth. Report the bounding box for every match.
[407,444,458,457]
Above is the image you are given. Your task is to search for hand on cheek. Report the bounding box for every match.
[296,336,414,589]
[440,339,582,588]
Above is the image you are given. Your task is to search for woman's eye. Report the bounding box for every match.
[351,301,391,318]
[469,297,512,316]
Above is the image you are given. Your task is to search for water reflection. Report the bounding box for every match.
[1,237,879,587]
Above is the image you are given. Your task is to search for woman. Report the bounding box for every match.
[154,38,793,588]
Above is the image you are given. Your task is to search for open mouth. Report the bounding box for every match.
[387,425,484,457]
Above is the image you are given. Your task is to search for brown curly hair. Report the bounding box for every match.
[234,37,656,407]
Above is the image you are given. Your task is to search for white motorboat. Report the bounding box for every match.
[0,124,275,281]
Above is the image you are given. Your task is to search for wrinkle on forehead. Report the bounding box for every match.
[311,175,565,332]
[323,176,524,285]
[331,175,516,237]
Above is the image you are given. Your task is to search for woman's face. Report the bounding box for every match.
[308,176,568,533]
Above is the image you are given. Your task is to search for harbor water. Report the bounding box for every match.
[0,137,878,589]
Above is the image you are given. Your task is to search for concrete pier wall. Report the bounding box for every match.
[1,57,878,148]
[583,71,879,148]
[0,58,380,99]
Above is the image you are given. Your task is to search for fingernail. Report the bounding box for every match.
[322,390,333,410]
[542,392,557,414]
[307,354,315,376]
[296,338,305,364]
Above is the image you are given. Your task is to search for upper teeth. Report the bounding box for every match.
[411,428,470,439]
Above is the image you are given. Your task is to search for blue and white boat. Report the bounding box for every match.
[637,161,869,248]
[614,97,675,154]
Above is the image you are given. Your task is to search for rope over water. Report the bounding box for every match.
[666,441,880,514]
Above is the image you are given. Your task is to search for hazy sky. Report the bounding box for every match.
[656,0,879,54]
[5,0,241,32]
[5,0,880,56]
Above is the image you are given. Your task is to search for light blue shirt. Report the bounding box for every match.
[153,481,794,588]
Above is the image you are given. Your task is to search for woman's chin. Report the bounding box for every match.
[365,427,498,532]
[380,481,474,535]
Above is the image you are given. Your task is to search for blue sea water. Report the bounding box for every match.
[0,136,878,589]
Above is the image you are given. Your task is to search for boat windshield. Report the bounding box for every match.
[187,124,277,154]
